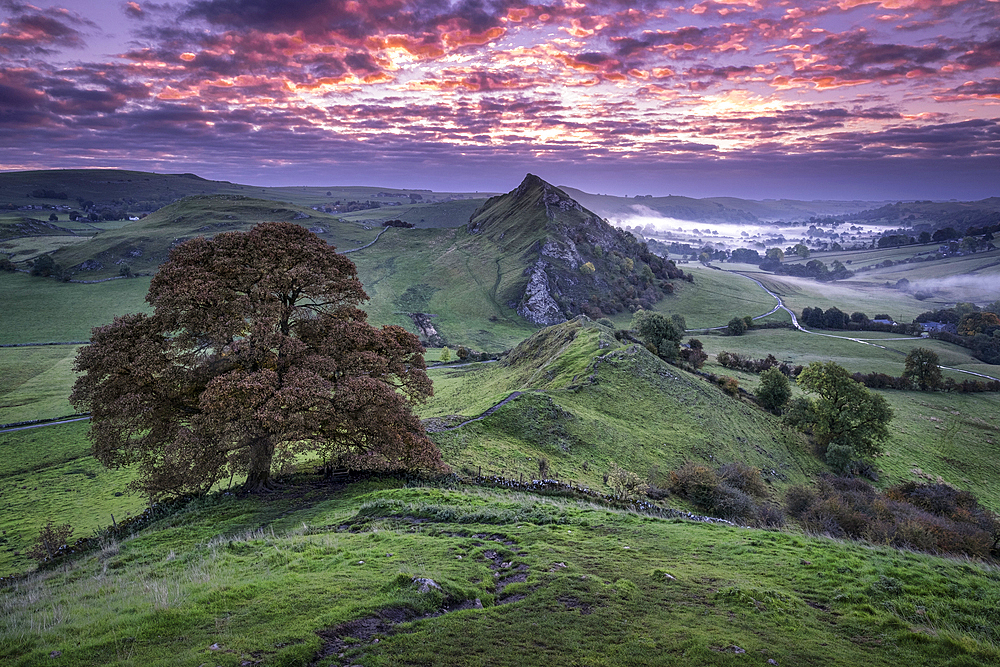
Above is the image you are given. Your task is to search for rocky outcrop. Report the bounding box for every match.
[517,262,566,326]
[408,313,446,347]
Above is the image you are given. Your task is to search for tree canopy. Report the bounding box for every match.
[632,310,683,361]
[903,348,943,391]
[756,367,791,413]
[795,361,893,469]
[71,222,443,499]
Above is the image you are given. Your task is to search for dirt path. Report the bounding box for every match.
[435,391,530,432]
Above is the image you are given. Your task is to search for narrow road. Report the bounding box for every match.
[0,416,91,434]
[694,269,999,383]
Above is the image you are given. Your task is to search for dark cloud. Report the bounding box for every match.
[0,1,95,55]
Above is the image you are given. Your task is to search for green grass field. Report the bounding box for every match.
[0,273,151,344]
[3,480,1000,666]
[0,421,142,576]
[0,346,81,424]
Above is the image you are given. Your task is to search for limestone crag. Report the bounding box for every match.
[517,261,567,326]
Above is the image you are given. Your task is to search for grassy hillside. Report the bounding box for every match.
[0,169,486,212]
[43,196,375,280]
[424,318,820,493]
[562,187,892,223]
[0,272,151,343]
[3,479,1000,666]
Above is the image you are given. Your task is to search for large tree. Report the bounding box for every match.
[795,361,893,466]
[71,222,443,499]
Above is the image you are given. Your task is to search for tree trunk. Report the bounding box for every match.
[244,436,276,493]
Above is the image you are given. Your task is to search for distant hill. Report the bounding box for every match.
[469,174,689,325]
[561,187,893,223]
[45,195,375,279]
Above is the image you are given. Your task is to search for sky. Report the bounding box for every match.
[0,0,998,200]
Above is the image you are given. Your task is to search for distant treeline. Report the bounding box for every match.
[716,349,1000,393]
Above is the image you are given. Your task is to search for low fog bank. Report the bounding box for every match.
[613,207,893,250]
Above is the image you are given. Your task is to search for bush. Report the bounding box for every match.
[607,461,649,500]
[719,462,767,497]
[717,375,739,397]
[27,521,74,563]
[712,484,754,520]
[753,503,786,529]
[669,462,761,521]
[785,476,999,558]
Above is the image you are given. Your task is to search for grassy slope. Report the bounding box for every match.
[0,422,143,576]
[424,318,821,492]
[47,196,376,280]
[347,227,539,352]
[561,187,890,222]
[0,272,152,343]
[3,481,999,666]
[0,346,82,424]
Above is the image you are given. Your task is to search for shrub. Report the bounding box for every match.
[712,484,754,520]
[754,503,785,529]
[669,462,760,521]
[719,462,767,497]
[0,257,16,272]
[717,375,739,397]
[607,461,649,500]
[27,521,74,563]
[669,462,720,508]
[785,476,999,558]
[784,485,816,518]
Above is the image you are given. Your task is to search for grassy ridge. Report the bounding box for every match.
[47,196,376,280]
[3,481,999,666]
[425,319,821,492]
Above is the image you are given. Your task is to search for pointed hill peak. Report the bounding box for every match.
[466,176,691,326]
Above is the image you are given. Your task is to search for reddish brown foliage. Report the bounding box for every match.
[72,222,444,499]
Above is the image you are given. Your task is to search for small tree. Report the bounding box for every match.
[756,367,791,413]
[679,338,707,369]
[795,362,893,466]
[726,316,748,336]
[72,222,444,499]
[440,347,451,362]
[903,348,942,391]
[632,310,682,362]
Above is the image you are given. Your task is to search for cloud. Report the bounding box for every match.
[0,0,96,55]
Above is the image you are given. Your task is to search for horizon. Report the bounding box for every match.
[1,1,998,200]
